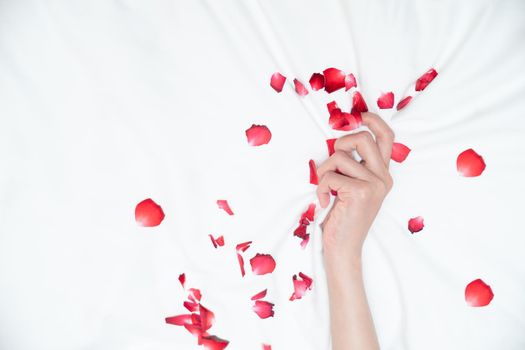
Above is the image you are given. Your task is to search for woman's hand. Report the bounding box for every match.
[317,112,395,260]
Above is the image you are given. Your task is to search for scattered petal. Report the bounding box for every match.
[326,138,337,156]
[178,273,186,289]
[290,272,313,301]
[391,142,411,163]
[199,304,215,331]
[250,253,276,275]
[396,96,412,110]
[237,253,247,277]
[327,101,340,115]
[165,314,192,326]
[329,109,360,131]
[183,301,199,313]
[457,149,486,177]
[201,335,230,350]
[309,73,325,91]
[262,345,272,350]
[217,200,234,215]
[301,203,316,222]
[253,300,275,319]
[294,78,309,96]
[351,91,368,114]
[251,289,268,300]
[323,68,346,93]
[465,279,494,307]
[345,73,357,91]
[135,198,165,227]
[377,92,394,109]
[188,288,202,303]
[236,241,252,253]
[209,234,225,249]
[300,234,310,249]
[415,68,438,91]
[270,72,286,93]
[408,216,424,233]
[309,159,318,185]
[245,124,272,146]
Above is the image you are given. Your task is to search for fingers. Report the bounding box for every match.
[316,170,363,208]
[316,150,376,182]
[360,112,395,169]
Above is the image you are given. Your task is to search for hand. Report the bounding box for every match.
[316,112,395,260]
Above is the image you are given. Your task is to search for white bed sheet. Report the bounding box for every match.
[1,1,525,349]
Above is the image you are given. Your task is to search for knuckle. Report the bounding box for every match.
[357,130,374,143]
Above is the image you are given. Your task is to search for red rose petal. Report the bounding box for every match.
[293,223,308,239]
[135,198,165,227]
[191,313,201,326]
[236,241,252,253]
[245,124,272,146]
[351,91,368,114]
[377,92,394,109]
[165,314,192,326]
[300,234,310,249]
[184,324,204,340]
[201,335,230,350]
[330,189,338,196]
[391,142,411,163]
[251,289,268,300]
[188,288,202,303]
[294,78,309,96]
[237,253,246,277]
[345,73,357,91]
[415,68,438,91]
[329,110,360,131]
[457,148,486,177]
[301,203,316,222]
[183,301,199,313]
[209,234,225,249]
[270,72,286,93]
[396,96,412,110]
[178,273,186,289]
[309,73,325,91]
[289,272,313,301]
[408,216,424,233]
[326,138,336,156]
[309,159,318,185]
[199,304,215,331]
[216,199,234,215]
[327,101,340,115]
[323,67,346,93]
[262,344,272,350]
[249,253,276,275]
[465,279,494,307]
[253,300,275,319]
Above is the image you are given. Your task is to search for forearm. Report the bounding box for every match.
[323,251,380,350]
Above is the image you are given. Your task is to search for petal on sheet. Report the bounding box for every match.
[300,203,316,222]
[135,198,165,227]
[251,289,268,300]
[236,241,252,253]
[391,142,411,163]
[377,92,394,109]
[250,253,276,275]
[465,279,494,307]
[294,78,309,96]
[293,223,308,239]
[246,124,272,147]
[216,236,225,247]
[188,288,202,303]
[184,324,204,340]
[408,216,424,233]
[253,300,275,319]
[289,272,314,301]
[178,273,186,289]
[327,101,340,115]
[396,96,412,110]
[216,199,234,215]
[165,314,192,326]
[300,234,310,249]
[351,91,368,113]
[457,149,486,177]
[262,344,272,350]
[199,304,215,331]
[309,73,325,91]
[209,234,218,249]
[237,253,247,277]
[201,335,230,350]
[270,72,286,93]
[184,301,199,313]
[309,159,319,185]
[415,68,438,91]
[345,73,357,91]
[323,67,346,93]
[191,313,201,327]
[326,138,337,156]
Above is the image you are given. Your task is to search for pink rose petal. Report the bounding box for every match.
[309,159,318,185]
[408,216,424,234]
[377,92,394,109]
[251,289,268,301]
[396,96,412,110]
[250,253,276,275]
[253,300,275,319]
[391,142,411,163]
[165,314,192,326]
[188,288,202,303]
[199,304,215,331]
[178,273,186,289]
[135,198,165,227]
[300,234,310,249]
[323,67,346,93]
[201,335,230,350]
[345,73,357,91]
[294,78,309,96]
[289,272,313,301]
[217,200,234,215]
[209,234,225,249]
[183,301,199,313]
[246,124,272,146]
[262,345,272,350]
[415,68,438,91]
[270,72,286,92]
[309,73,325,91]
[457,148,486,177]
[465,279,494,307]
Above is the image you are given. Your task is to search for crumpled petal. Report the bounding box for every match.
[351,91,368,114]
[199,304,215,331]
[184,301,199,313]
[135,198,165,227]
[289,272,313,301]
[201,335,230,350]
[294,78,309,96]
[246,124,272,146]
[465,279,494,307]
[309,159,318,185]
[377,92,394,109]
[345,73,357,91]
[188,288,202,303]
[323,67,346,93]
[415,68,438,91]
[253,300,275,319]
[250,253,276,275]
[270,72,286,92]
[236,241,252,277]
[251,289,268,300]
[408,216,424,233]
[309,73,325,91]
[396,96,412,110]
[457,148,486,177]
[217,200,234,215]
[391,142,411,163]
[165,314,192,326]
[209,234,225,249]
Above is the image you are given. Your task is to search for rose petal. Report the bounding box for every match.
[165,314,192,326]
[326,138,337,156]
[270,72,286,93]
[178,273,186,289]
[327,101,340,115]
[300,203,316,222]
[237,253,246,277]
[323,67,346,93]
[188,288,202,303]
[309,73,325,91]
[300,234,310,249]
[184,324,204,340]
[293,223,308,239]
[191,313,201,327]
[391,142,411,163]
[251,289,268,300]
[209,234,224,249]
[457,148,486,177]
[236,241,252,253]
[415,68,438,92]
[408,216,424,233]
[216,200,234,215]
[329,110,360,131]
[209,234,218,249]
[351,91,368,114]
[262,344,272,350]
[396,96,412,110]
[201,335,230,350]
[245,124,272,147]
[465,279,494,307]
[345,73,357,91]
[199,304,215,331]
[289,272,313,301]
[253,300,275,319]
[249,253,276,275]
[135,198,165,227]
[183,301,199,313]
[294,78,309,96]
[309,159,318,185]
[377,92,394,109]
